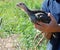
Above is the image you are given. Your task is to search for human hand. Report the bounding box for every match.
[34,13,58,33]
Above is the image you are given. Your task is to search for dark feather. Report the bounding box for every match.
[17,2,51,24]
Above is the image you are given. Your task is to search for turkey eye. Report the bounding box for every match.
[20,3,24,5]
[20,3,22,5]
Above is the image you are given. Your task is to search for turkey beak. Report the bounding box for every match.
[16,3,25,11]
[16,3,20,7]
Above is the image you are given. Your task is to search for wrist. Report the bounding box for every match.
[56,24,60,32]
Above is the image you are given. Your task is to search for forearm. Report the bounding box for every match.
[48,24,60,32]
[56,24,60,32]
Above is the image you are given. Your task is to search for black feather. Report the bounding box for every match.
[17,2,51,24]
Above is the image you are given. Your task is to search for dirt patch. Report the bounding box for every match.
[0,34,21,50]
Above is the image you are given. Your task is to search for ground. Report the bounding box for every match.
[0,34,21,50]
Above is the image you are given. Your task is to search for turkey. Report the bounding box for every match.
[17,2,51,24]
[17,2,52,47]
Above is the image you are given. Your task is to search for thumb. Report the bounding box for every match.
[48,13,56,22]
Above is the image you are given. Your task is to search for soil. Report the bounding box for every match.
[0,34,21,50]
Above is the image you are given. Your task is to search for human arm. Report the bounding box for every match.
[34,13,60,33]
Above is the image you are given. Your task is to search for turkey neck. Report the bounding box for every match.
[22,5,32,15]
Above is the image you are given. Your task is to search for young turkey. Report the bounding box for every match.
[17,2,52,47]
[17,2,51,24]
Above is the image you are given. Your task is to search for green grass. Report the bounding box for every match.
[0,0,46,50]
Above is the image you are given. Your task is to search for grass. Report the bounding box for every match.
[0,0,46,50]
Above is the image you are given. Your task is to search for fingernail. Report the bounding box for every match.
[48,13,50,16]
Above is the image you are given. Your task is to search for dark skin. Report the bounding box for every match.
[34,13,60,33]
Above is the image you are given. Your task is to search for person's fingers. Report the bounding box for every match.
[36,22,48,27]
[48,13,58,25]
[35,24,44,31]
[48,13,57,22]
